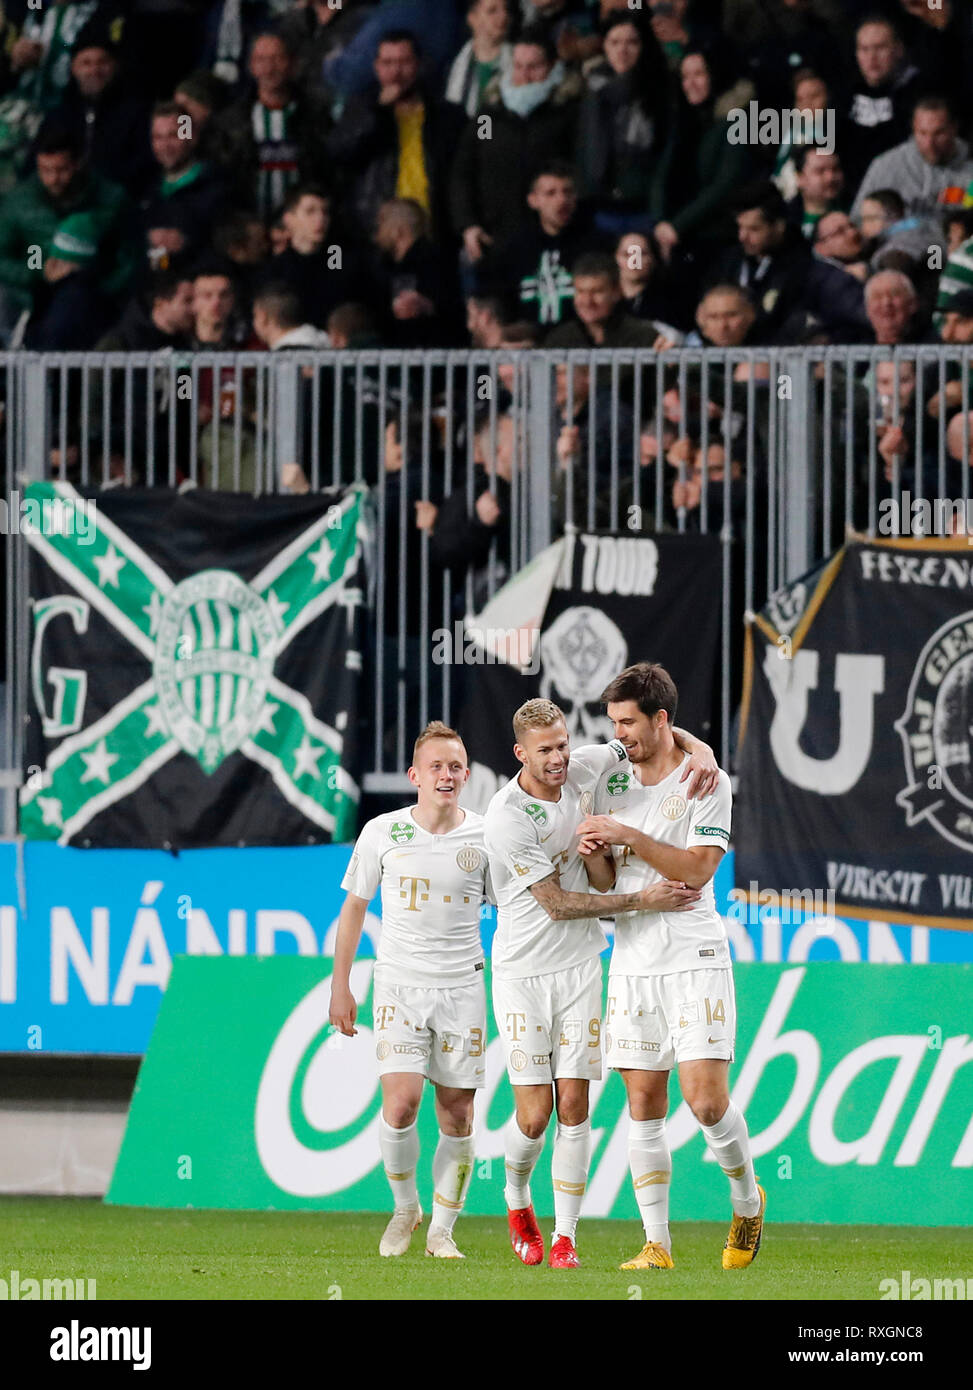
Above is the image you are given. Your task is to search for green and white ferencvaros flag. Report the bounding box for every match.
[20,481,369,848]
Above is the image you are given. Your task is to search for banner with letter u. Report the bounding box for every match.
[736,538,973,929]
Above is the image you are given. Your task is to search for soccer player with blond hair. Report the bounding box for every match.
[483,697,717,1269]
[329,721,492,1260]
[577,663,764,1271]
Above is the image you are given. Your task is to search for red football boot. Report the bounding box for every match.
[507,1205,544,1265]
[548,1235,580,1269]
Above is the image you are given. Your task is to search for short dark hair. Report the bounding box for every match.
[151,99,187,123]
[861,187,905,220]
[253,281,301,329]
[327,300,377,343]
[515,26,557,67]
[149,269,193,305]
[34,123,82,161]
[378,29,421,55]
[531,159,576,190]
[913,94,955,124]
[213,210,264,256]
[944,208,973,241]
[793,143,839,173]
[601,662,678,723]
[734,180,787,223]
[572,251,619,284]
[282,182,330,216]
[499,318,542,346]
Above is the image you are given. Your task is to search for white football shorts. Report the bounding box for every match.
[372,974,487,1089]
[605,967,736,1071]
[492,956,604,1085]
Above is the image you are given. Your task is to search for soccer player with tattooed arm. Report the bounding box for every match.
[577,663,765,1272]
[483,697,718,1269]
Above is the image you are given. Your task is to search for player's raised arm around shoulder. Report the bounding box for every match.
[671,726,719,799]
[529,872,659,922]
[329,892,370,1036]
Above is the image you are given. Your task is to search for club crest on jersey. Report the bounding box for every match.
[662,794,687,820]
[376,1042,391,1060]
[389,821,415,842]
[606,771,630,796]
[456,845,482,872]
[522,801,548,825]
[579,790,593,815]
[510,1048,528,1072]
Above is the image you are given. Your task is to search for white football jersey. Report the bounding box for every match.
[593,750,732,976]
[484,741,628,980]
[341,806,491,988]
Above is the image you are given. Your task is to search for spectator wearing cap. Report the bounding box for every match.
[477,161,601,330]
[139,100,229,273]
[450,31,583,267]
[372,197,463,347]
[211,32,331,221]
[445,0,514,117]
[851,98,973,254]
[0,123,134,344]
[23,210,115,347]
[327,30,462,243]
[263,183,366,331]
[52,23,154,194]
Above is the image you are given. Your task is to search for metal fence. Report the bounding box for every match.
[3,345,971,824]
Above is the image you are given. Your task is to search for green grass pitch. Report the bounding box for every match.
[4,1197,973,1300]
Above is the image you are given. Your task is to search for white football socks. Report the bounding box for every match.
[380,1116,420,1211]
[551,1118,590,1242]
[628,1117,671,1249]
[428,1131,475,1236]
[503,1118,545,1210]
[700,1100,761,1216]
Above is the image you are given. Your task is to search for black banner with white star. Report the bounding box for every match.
[736,537,973,928]
[21,482,369,848]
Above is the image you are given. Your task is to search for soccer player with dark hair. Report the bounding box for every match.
[576,662,764,1271]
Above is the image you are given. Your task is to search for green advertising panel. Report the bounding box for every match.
[106,959,973,1225]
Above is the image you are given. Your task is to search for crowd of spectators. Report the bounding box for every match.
[0,0,971,556]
